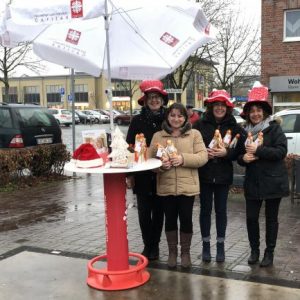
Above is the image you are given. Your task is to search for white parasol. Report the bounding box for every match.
[0,0,216,130]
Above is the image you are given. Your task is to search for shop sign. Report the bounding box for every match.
[270,76,300,92]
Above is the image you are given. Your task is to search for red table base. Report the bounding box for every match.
[87,252,150,290]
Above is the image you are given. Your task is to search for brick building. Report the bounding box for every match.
[261,0,300,112]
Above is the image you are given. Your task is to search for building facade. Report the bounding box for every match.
[261,0,300,112]
[0,74,143,111]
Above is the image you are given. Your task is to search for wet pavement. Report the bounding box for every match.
[0,123,300,298]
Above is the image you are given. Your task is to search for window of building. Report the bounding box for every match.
[74,84,88,102]
[46,85,62,103]
[24,86,40,104]
[112,79,131,97]
[284,9,300,42]
[1,86,18,103]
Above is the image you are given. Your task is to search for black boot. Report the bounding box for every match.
[141,245,151,258]
[202,242,211,262]
[148,245,159,261]
[216,242,225,263]
[246,218,260,264]
[260,222,278,267]
[248,249,260,265]
[260,250,273,267]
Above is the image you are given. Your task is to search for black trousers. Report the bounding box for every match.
[246,198,281,251]
[137,194,164,248]
[160,195,195,233]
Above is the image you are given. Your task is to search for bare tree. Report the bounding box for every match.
[205,8,261,93]
[0,44,45,102]
[163,0,233,101]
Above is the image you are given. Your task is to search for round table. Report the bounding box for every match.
[64,158,161,291]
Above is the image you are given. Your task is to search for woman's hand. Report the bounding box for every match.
[207,148,215,160]
[243,153,258,163]
[212,146,227,158]
[170,155,183,167]
[246,143,258,154]
[161,157,172,170]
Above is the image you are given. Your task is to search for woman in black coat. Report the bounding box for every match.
[126,80,167,261]
[193,90,246,263]
[238,83,289,267]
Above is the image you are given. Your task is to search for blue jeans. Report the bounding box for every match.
[199,182,229,242]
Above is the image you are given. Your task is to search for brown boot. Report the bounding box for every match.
[165,231,178,268]
[180,232,192,268]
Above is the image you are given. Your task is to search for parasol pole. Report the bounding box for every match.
[104,0,114,132]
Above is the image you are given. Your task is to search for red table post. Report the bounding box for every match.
[104,173,129,270]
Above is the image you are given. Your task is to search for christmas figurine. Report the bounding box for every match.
[108,126,131,168]
[156,143,168,160]
[229,133,240,149]
[208,129,223,149]
[255,131,264,147]
[244,132,253,146]
[165,139,178,158]
[134,133,147,163]
[223,129,232,148]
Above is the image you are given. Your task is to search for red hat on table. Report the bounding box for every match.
[243,81,272,115]
[138,80,168,106]
[204,89,234,108]
[72,143,103,168]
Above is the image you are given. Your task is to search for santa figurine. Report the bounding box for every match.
[165,139,178,158]
[229,133,240,149]
[208,129,223,149]
[134,133,147,163]
[223,129,232,148]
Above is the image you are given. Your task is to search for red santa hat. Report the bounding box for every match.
[204,89,234,108]
[137,80,168,106]
[243,81,272,115]
[72,143,103,168]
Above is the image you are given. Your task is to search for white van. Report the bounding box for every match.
[273,109,300,154]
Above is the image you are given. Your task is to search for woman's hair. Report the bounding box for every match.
[206,102,233,119]
[244,103,270,123]
[165,103,188,127]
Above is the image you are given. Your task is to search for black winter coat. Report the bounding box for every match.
[193,112,246,185]
[126,106,165,196]
[238,120,289,200]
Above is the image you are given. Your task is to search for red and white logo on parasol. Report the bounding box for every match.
[160,32,179,47]
[70,0,83,18]
[66,29,81,45]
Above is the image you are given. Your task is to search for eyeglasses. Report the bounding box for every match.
[147,94,162,101]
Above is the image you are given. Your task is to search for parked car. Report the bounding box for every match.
[0,103,62,148]
[232,107,244,124]
[273,109,300,154]
[75,110,90,124]
[81,110,104,124]
[114,109,140,125]
[67,110,80,124]
[92,110,110,123]
[48,108,72,126]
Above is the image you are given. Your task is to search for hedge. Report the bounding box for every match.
[0,144,71,187]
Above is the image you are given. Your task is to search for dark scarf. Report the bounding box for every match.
[162,120,192,135]
[141,106,166,129]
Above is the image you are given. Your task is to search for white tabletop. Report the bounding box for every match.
[64,158,162,174]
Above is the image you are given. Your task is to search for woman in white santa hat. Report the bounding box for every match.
[238,82,289,267]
